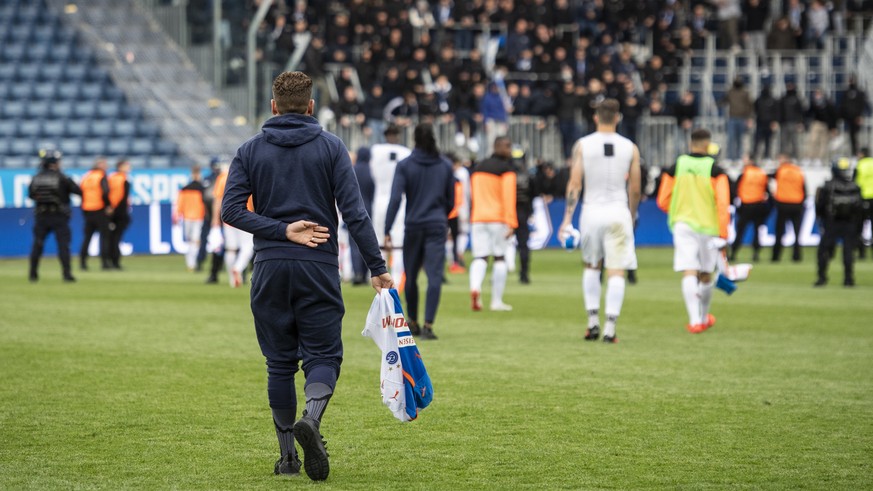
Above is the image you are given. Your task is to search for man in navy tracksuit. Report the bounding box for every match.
[350,146,374,285]
[221,72,393,481]
[384,123,455,340]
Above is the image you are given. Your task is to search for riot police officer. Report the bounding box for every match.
[814,158,864,287]
[29,150,82,282]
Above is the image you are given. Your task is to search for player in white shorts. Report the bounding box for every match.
[656,129,731,334]
[370,125,412,283]
[560,99,641,343]
[212,164,254,288]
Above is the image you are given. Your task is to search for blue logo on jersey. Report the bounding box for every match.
[386,351,399,365]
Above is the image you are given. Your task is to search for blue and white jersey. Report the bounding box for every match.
[362,289,433,422]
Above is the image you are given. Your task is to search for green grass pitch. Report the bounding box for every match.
[1,248,871,489]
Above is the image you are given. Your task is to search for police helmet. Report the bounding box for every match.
[832,158,853,180]
[38,148,62,168]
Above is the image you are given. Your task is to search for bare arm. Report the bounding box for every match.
[628,145,642,221]
[559,140,584,231]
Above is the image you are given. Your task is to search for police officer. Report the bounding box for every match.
[731,154,770,262]
[512,146,534,284]
[29,150,81,282]
[814,158,864,287]
[855,148,873,259]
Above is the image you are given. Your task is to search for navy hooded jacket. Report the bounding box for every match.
[221,113,387,275]
[384,149,455,233]
[354,147,375,216]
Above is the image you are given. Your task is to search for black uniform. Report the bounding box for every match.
[108,175,131,269]
[28,163,82,281]
[815,171,864,286]
[514,156,535,283]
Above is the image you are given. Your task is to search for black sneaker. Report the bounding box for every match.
[420,327,438,340]
[844,278,855,287]
[63,275,76,283]
[29,272,38,283]
[293,416,329,481]
[602,335,618,344]
[628,270,637,285]
[274,453,301,476]
[520,275,530,285]
[584,325,600,341]
[813,278,827,287]
[407,320,422,336]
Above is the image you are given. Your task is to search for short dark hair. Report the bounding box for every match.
[272,71,312,114]
[595,98,621,124]
[691,129,711,142]
[116,159,129,170]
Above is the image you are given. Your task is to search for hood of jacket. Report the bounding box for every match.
[409,148,445,165]
[261,113,323,148]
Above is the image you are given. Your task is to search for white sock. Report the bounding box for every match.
[583,267,602,313]
[470,258,487,292]
[186,242,199,269]
[505,244,516,272]
[699,279,715,322]
[457,233,469,256]
[491,260,508,305]
[224,249,237,285]
[604,276,625,337]
[682,275,702,325]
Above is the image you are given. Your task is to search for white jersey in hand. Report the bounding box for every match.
[362,290,411,422]
[370,143,412,245]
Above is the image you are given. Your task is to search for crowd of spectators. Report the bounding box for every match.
[182,0,873,162]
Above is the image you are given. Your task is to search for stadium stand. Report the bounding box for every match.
[0,0,186,168]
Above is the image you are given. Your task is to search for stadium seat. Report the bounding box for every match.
[122,106,143,120]
[3,156,30,168]
[50,101,74,119]
[57,84,79,100]
[10,138,35,155]
[59,138,82,156]
[27,43,51,63]
[33,82,56,100]
[26,101,51,119]
[96,101,121,119]
[10,83,32,100]
[66,120,90,138]
[73,101,97,118]
[127,156,148,169]
[80,83,103,100]
[137,121,160,138]
[2,101,26,118]
[17,63,40,81]
[0,63,15,81]
[82,138,107,156]
[18,120,42,137]
[106,139,130,156]
[48,44,72,62]
[2,43,26,62]
[90,120,113,137]
[0,139,9,156]
[42,120,66,137]
[63,64,87,81]
[148,155,172,168]
[32,25,54,43]
[103,85,126,102]
[114,120,137,137]
[38,63,64,82]
[130,138,155,155]
[155,139,177,155]
[8,25,31,43]
[0,120,16,137]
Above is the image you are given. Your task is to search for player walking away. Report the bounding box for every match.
[770,154,806,262]
[350,146,375,285]
[385,123,455,340]
[213,164,255,288]
[370,124,412,284]
[174,166,206,272]
[221,71,392,481]
[815,158,864,287]
[447,152,471,273]
[657,129,731,334]
[559,99,641,343]
[29,149,81,282]
[201,160,225,284]
[512,147,535,284]
[730,154,769,262]
[79,157,112,270]
[469,136,518,311]
[854,148,873,259]
[106,159,131,270]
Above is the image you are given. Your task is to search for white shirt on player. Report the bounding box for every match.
[577,131,638,270]
[370,142,412,246]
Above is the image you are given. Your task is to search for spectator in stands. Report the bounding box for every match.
[573,45,589,85]
[786,0,806,47]
[363,84,388,146]
[722,77,755,162]
[779,82,806,157]
[513,84,535,118]
[385,92,419,129]
[557,81,581,160]
[271,14,294,65]
[674,90,698,152]
[752,86,780,161]
[649,97,668,117]
[580,78,606,132]
[806,88,838,162]
[767,16,798,50]
[481,82,509,155]
[805,0,830,49]
[688,3,714,42]
[506,18,532,66]
[716,0,742,51]
[642,55,668,96]
[743,0,769,54]
[452,77,481,150]
[621,89,644,144]
[840,76,870,155]
[336,86,365,130]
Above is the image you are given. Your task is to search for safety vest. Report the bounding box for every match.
[80,169,106,211]
[738,165,768,204]
[774,163,805,204]
[448,180,463,219]
[669,154,719,236]
[856,157,873,200]
[108,172,127,208]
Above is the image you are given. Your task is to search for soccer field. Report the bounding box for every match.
[1,248,871,489]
